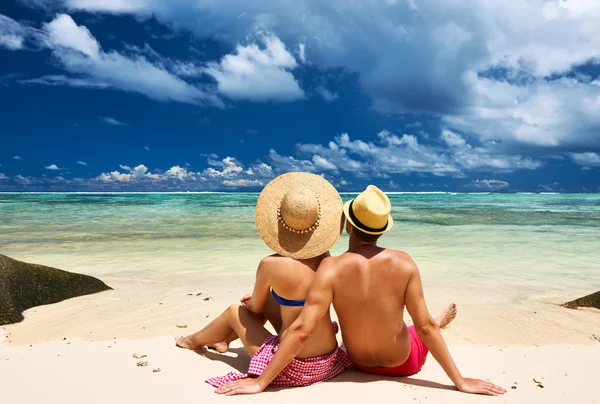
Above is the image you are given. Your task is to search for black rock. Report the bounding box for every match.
[562,291,600,310]
[0,254,112,325]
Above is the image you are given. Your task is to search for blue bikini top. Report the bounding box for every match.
[271,289,306,307]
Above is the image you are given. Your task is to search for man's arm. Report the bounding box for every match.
[404,260,506,396]
[215,258,336,395]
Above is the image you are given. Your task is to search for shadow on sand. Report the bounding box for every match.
[266,370,456,394]
[192,347,456,394]
[328,369,456,391]
[196,347,250,373]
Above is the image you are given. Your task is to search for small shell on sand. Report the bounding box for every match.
[136,361,148,367]
[133,354,147,359]
[533,377,544,384]
[153,368,161,373]
[176,325,188,328]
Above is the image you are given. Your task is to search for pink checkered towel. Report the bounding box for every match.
[206,322,351,388]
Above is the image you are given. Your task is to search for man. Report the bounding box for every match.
[216,185,506,396]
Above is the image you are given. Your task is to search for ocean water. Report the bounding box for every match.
[1,193,598,300]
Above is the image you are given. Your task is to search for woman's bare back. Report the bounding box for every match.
[265,254,338,359]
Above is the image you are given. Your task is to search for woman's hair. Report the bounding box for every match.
[352,226,382,244]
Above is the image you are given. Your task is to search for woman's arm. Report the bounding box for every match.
[244,257,274,314]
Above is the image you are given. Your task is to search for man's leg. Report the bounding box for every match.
[407,303,458,373]
[437,303,457,329]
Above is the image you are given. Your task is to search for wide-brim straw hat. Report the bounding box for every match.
[343,185,394,235]
[255,172,344,259]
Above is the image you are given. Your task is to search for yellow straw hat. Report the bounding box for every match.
[255,172,344,259]
[343,185,394,235]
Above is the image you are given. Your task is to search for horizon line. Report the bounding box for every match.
[0,191,589,195]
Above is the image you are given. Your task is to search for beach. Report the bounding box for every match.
[1,193,599,403]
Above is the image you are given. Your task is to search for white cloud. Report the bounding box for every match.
[67,0,147,13]
[87,158,269,190]
[143,146,150,151]
[567,152,600,167]
[443,76,600,149]
[2,13,223,107]
[202,157,244,177]
[253,162,273,177]
[97,164,161,182]
[98,170,132,182]
[0,14,26,50]
[287,129,542,178]
[203,33,304,102]
[19,74,110,88]
[316,86,339,103]
[45,164,62,170]
[539,182,561,192]
[440,129,467,147]
[312,155,336,171]
[0,173,8,181]
[165,165,194,181]
[13,156,22,160]
[298,43,306,63]
[77,160,87,165]
[14,175,32,185]
[267,149,316,173]
[47,0,600,151]
[44,13,100,58]
[222,179,263,187]
[100,116,128,126]
[469,179,510,191]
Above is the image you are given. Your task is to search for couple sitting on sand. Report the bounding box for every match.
[176,172,506,397]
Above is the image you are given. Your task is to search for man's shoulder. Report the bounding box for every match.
[316,254,355,277]
[383,248,418,270]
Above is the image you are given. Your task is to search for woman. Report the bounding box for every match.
[176,172,350,390]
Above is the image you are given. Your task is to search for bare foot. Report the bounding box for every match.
[175,336,203,351]
[437,303,457,329]
[206,342,229,353]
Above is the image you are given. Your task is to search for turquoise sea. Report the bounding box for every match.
[1,192,599,345]
[1,192,598,292]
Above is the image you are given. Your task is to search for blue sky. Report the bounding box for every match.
[1,0,599,192]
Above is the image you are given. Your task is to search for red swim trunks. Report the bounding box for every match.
[351,326,428,377]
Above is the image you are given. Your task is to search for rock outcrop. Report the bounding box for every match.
[0,254,111,325]
[562,291,600,310]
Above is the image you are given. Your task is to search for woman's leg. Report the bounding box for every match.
[207,293,283,353]
[176,304,272,357]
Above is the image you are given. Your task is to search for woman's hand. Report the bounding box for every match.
[240,293,252,307]
[215,378,266,396]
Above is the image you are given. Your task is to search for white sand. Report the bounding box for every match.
[2,271,600,404]
[1,331,599,404]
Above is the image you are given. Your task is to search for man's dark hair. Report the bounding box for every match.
[351,225,382,244]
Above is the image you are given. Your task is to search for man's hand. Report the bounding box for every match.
[457,378,507,396]
[215,378,266,396]
[240,293,252,307]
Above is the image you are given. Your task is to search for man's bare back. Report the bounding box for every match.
[327,245,456,367]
